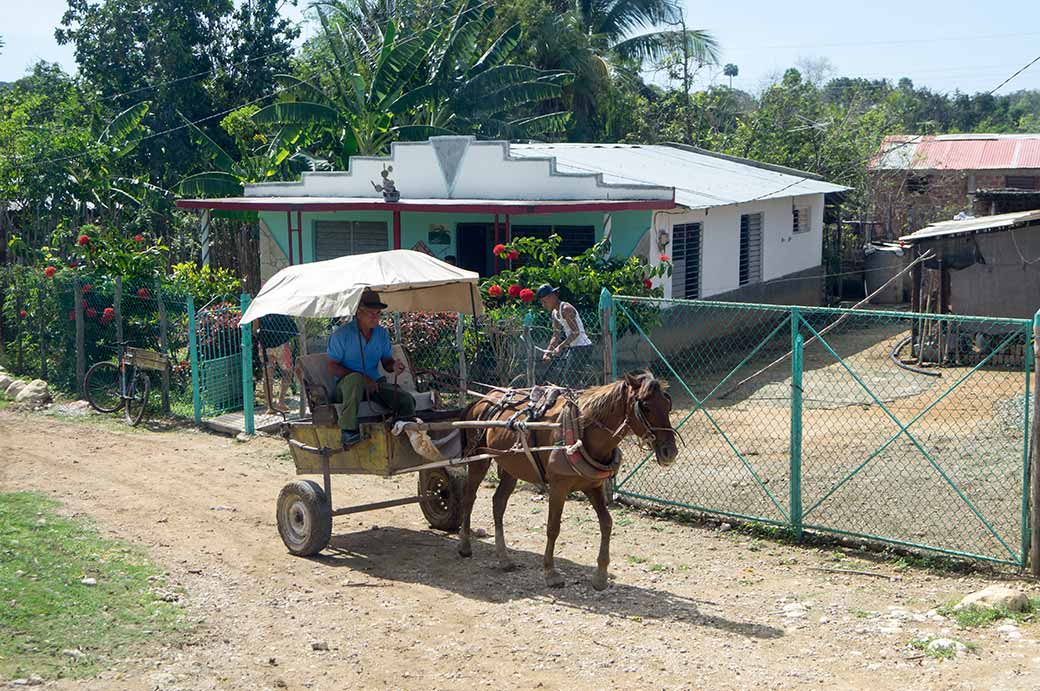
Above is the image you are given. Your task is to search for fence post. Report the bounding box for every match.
[456,312,467,401]
[599,288,617,383]
[187,295,202,426]
[240,293,254,436]
[789,309,804,541]
[74,280,85,395]
[37,276,47,380]
[156,279,171,415]
[15,288,23,372]
[1030,310,1040,575]
[523,311,535,387]
[113,277,124,346]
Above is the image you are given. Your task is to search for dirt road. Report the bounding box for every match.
[2,409,1039,690]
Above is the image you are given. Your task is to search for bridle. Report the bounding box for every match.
[588,382,676,451]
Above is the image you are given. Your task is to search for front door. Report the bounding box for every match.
[456,223,492,276]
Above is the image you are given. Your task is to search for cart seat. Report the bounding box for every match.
[296,348,435,421]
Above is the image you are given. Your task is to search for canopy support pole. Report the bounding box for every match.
[494,214,500,274]
[285,210,294,265]
[393,210,401,249]
[505,214,511,269]
[297,210,303,264]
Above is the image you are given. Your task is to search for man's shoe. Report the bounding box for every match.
[341,430,361,448]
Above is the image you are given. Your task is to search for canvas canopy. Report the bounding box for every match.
[240,249,484,324]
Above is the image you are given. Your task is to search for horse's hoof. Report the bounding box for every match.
[458,544,472,558]
[498,560,518,572]
[545,571,565,588]
[591,575,609,591]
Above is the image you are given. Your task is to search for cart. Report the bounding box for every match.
[241,250,565,556]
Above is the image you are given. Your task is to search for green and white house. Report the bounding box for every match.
[177,136,847,304]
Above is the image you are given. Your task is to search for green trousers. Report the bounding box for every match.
[334,373,416,432]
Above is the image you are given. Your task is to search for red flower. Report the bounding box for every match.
[643,278,653,289]
[493,243,507,256]
[86,307,98,319]
[507,249,519,261]
[659,254,671,262]
[68,310,75,321]
[103,307,114,318]
[77,234,90,246]
[507,284,522,298]
[137,287,150,299]
[18,309,27,318]
[43,266,57,278]
[519,288,536,303]
[488,284,504,298]
[83,284,92,293]
[133,234,144,243]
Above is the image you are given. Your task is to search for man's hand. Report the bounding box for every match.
[392,359,406,375]
[542,350,552,362]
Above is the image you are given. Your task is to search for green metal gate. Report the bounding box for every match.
[609,294,1033,566]
[188,295,244,421]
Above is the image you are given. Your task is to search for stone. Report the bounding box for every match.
[81,577,97,586]
[26,675,43,686]
[15,379,51,407]
[62,648,86,660]
[954,585,1029,613]
[311,641,329,651]
[5,379,26,400]
[718,523,732,533]
[997,624,1022,639]
[927,638,966,654]
[0,374,12,394]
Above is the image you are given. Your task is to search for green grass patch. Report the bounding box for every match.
[910,636,976,660]
[626,555,648,565]
[0,492,187,681]
[937,597,1040,628]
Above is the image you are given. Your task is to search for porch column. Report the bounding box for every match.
[296,210,303,264]
[199,209,211,266]
[505,214,511,269]
[285,210,293,265]
[393,210,401,249]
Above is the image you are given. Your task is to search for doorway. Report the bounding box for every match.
[456,223,492,276]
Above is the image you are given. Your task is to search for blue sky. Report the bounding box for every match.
[1,0,1039,95]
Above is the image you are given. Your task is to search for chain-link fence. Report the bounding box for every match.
[611,295,1032,566]
[0,266,195,417]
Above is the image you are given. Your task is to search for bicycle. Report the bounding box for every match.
[84,341,164,426]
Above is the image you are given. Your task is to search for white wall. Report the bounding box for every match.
[654,193,825,299]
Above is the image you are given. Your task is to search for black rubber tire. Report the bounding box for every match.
[84,361,123,413]
[418,468,465,533]
[124,370,151,426]
[276,480,332,556]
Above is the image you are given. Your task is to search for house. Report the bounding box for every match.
[899,209,1040,320]
[869,134,1040,238]
[176,137,847,305]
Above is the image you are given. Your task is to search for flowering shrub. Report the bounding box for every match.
[169,262,242,304]
[77,234,90,246]
[519,288,535,303]
[43,266,57,278]
[507,284,521,298]
[488,284,503,298]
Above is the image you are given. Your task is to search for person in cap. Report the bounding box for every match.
[535,284,593,388]
[327,289,415,447]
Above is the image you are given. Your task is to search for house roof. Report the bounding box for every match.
[899,209,1040,242]
[174,196,673,214]
[509,143,848,209]
[871,134,1040,171]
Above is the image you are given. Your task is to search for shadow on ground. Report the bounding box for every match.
[317,525,782,640]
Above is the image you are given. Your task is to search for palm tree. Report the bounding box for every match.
[724,63,738,88]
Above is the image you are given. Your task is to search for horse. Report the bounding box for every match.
[457,370,677,590]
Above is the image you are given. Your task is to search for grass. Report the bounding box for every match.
[0,492,188,681]
[937,597,1040,628]
[626,555,648,565]
[910,636,976,660]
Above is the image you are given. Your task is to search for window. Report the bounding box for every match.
[792,206,811,234]
[1006,175,1038,190]
[671,223,702,299]
[907,175,931,194]
[314,221,388,262]
[511,225,595,258]
[739,213,763,287]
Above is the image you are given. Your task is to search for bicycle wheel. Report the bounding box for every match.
[124,369,151,426]
[84,361,123,413]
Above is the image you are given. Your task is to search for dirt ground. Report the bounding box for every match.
[3,409,1040,691]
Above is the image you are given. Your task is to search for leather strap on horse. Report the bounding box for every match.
[559,401,622,480]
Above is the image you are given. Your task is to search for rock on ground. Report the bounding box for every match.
[4,379,26,400]
[954,585,1029,612]
[927,638,967,654]
[15,379,51,407]
[0,374,13,395]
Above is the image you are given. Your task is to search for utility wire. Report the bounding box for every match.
[988,54,1040,94]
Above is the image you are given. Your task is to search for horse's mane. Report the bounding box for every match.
[577,370,666,424]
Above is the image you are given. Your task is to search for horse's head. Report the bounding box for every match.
[624,370,678,466]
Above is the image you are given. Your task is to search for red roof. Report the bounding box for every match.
[871,134,1040,171]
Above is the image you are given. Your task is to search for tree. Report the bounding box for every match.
[723,63,738,88]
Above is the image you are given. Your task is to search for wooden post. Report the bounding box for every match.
[297,316,308,416]
[156,279,171,414]
[599,288,616,385]
[393,210,401,249]
[15,290,23,372]
[1031,311,1040,576]
[910,244,922,357]
[523,312,535,387]
[456,312,467,401]
[38,277,47,380]
[74,280,85,395]
[113,277,124,345]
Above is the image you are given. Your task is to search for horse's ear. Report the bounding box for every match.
[623,371,642,389]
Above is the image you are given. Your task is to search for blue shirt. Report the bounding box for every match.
[327,320,392,381]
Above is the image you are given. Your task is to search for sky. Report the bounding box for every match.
[1,0,1039,96]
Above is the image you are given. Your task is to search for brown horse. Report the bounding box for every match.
[457,371,677,590]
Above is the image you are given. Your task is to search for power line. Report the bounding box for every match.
[989,54,1040,94]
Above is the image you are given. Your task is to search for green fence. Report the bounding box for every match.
[610,295,1033,567]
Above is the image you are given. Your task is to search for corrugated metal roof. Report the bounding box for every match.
[872,134,1040,171]
[509,143,849,209]
[899,210,1040,242]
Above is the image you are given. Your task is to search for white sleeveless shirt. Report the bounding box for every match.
[552,301,592,347]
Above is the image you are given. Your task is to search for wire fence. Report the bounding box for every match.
[0,266,195,417]
[611,295,1032,566]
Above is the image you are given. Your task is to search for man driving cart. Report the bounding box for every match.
[327,289,415,448]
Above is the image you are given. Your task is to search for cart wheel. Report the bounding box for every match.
[419,468,464,533]
[276,480,332,556]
